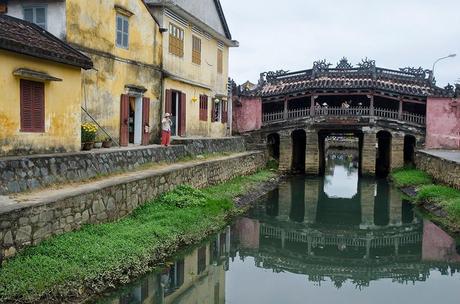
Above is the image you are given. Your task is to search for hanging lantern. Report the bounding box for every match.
[191,96,198,103]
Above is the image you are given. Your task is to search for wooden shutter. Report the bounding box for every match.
[119,94,130,146]
[211,99,216,122]
[179,92,186,136]
[165,89,172,114]
[222,100,228,124]
[20,79,44,132]
[141,97,150,146]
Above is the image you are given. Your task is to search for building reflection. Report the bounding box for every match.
[101,227,230,304]
[232,176,460,289]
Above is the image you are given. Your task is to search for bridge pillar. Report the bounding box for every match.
[361,130,376,175]
[304,178,319,224]
[360,179,375,229]
[277,181,291,221]
[305,130,320,174]
[390,132,404,170]
[278,131,292,172]
[389,186,402,226]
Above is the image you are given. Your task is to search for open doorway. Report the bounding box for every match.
[166,90,186,136]
[120,94,150,146]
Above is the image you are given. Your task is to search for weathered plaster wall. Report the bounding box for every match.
[66,0,163,143]
[163,78,227,137]
[0,50,82,156]
[0,151,265,259]
[6,0,67,40]
[426,97,460,149]
[0,137,246,195]
[161,13,229,97]
[415,151,460,189]
[232,96,262,134]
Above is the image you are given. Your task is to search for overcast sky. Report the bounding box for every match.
[221,0,460,87]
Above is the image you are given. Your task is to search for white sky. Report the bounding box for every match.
[221,0,460,87]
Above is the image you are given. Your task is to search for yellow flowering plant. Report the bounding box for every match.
[81,122,98,143]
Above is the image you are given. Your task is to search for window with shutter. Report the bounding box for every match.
[20,79,45,132]
[116,14,129,49]
[199,95,208,121]
[192,36,201,65]
[169,23,184,57]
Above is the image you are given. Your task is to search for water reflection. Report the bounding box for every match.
[96,151,460,304]
[96,228,230,304]
[323,149,359,199]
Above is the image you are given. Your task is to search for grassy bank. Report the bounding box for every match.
[0,170,276,304]
[390,167,460,232]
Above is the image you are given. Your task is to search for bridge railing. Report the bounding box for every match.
[262,106,425,126]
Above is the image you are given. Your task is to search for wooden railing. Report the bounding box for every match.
[262,106,425,126]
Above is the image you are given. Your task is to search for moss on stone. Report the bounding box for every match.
[0,169,276,304]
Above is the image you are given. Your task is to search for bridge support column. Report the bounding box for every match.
[360,180,375,229]
[390,133,404,170]
[305,130,319,174]
[277,181,291,221]
[361,129,376,175]
[389,187,402,226]
[278,131,292,172]
[304,178,319,224]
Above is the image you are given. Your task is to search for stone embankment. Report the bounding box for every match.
[415,150,460,190]
[0,137,246,195]
[0,151,265,259]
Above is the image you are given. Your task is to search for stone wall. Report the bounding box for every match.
[0,151,266,259]
[0,137,246,195]
[415,151,460,189]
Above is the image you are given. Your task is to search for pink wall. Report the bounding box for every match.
[234,217,260,249]
[422,220,460,262]
[426,97,460,149]
[232,96,262,134]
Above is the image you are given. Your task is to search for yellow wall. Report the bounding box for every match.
[162,14,230,137]
[66,0,163,142]
[0,50,82,156]
[164,78,227,137]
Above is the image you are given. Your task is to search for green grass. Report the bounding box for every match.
[390,168,433,187]
[0,169,276,303]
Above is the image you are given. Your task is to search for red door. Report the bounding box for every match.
[165,89,172,114]
[179,92,186,136]
[120,94,129,146]
[142,97,150,146]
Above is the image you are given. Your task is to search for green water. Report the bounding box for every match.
[95,150,460,304]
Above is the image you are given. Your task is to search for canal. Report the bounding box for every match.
[94,149,460,304]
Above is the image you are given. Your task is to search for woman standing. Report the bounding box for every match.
[161,113,173,146]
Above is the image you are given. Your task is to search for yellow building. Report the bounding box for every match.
[0,14,92,156]
[6,0,164,146]
[146,0,238,137]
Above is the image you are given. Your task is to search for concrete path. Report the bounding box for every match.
[0,152,256,213]
[420,149,460,164]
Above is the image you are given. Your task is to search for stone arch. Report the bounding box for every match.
[267,133,280,160]
[291,129,306,173]
[404,134,417,165]
[376,130,392,177]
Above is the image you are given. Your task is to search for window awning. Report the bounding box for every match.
[13,68,62,82]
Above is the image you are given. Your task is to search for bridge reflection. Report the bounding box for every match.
[231,177,460,289]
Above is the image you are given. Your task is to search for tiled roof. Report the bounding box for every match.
[257,59,450,98]
[0,14,93,69]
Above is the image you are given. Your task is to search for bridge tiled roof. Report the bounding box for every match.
[256,58,451,99]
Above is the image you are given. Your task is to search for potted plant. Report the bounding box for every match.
[102,136,113,148]
[81,122,97,151]
[94,133,104,149]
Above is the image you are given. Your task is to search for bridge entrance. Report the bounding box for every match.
[291,130,306,173]
[376,131,392,177]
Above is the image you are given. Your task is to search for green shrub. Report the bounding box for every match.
[416,185,460,203]
[157,185,208,208]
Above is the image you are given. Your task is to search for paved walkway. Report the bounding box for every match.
[420,149,460,164]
